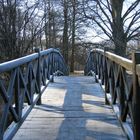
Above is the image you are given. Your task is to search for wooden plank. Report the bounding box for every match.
[136,64,140,75]
[92,49,133,71]
[106,94,134,140]
[13,76,127,140]
[105,52,132,71]
[132,52,140,140]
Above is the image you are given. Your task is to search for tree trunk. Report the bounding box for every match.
[111,0,127,57]
[63,0,69,64]
[112,23,127,56]
[44,0,48,49]
[48,0,51,47]
[113,36,127,57]
[70,0,76,72]
[52,15,56,47]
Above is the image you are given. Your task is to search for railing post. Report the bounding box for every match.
[35,48,42,105]
[132,52,140,140]
[49,53,54,83]
[104,47,109,104]
[50,74,54,82]
[94,50,98,83]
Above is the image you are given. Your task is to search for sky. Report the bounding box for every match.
[24,0,140,43]
[85,0,140,43]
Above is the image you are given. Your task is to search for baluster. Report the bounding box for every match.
[132,52,140,140]
[50,53,54,83]
[35,48,42,105]
[104,47,109,104]
[94,51,98,83]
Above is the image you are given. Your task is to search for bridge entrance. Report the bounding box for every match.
[1,47,138,140]
[13,76,127,140]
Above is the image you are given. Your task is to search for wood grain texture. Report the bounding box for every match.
[13,76,127,140]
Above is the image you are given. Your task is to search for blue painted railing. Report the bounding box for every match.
[84,48,140,140]
[84,50,95,76]
[0,48,69,140]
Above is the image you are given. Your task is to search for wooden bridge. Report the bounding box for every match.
[13,75,126,140]
[0,48,140,140]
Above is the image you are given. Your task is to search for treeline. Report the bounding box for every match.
[0,0,140,72]
[0,0,89,72]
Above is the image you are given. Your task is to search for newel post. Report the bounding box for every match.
[104,47,109,104]
[94,49,98,83]
[35,48,42,105]
[132,52,140,140]
[50,52,54,83]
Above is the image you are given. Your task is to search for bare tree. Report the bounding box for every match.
[70,0,76,72]
[43,0,61,49]
[83,0,140,56]
[0,0,44,62]
[62,0,69,64]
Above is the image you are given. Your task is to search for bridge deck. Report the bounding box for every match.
[13,76,127,140]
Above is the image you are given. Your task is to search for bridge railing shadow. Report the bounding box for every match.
[85,48,140,140]
[35,76,126,140]
[0,48,68,140]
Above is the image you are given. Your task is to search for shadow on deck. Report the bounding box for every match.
[13,76,127,140]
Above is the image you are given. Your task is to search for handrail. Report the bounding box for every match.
[95,49,133,71]
[0,48,69,140]
[0,53,38,73]
[84,48,140,140]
